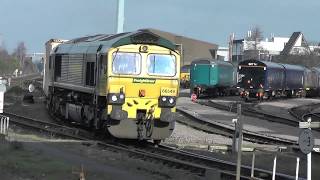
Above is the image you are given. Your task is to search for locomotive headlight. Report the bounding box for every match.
[108,93,125,105]
[159,96,176,108]
[111,95,118,102]
[169,97,175,104]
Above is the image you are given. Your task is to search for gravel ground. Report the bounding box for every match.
[1,131,202,180]
[0,86,319,180]
[164,122,275,151]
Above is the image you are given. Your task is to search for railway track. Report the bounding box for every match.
[201,99,320,134]
[176,99,299,145]
[289,103,320,122]
[177,107,296,146]
[200,100,300,127]
[4,111,93,140]
[4,111,300,179]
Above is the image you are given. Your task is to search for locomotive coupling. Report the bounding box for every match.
[110,105,128,121]
[160,108,176,123]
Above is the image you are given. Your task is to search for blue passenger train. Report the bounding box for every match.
[238,59,320,100]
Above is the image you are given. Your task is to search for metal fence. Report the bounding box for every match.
[0,115,9,135]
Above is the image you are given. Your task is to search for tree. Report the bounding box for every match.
[13,42,27,68]
[245,25,264,50]
[244,26,265,60]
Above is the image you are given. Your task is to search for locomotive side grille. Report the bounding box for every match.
[59,54,84,85]
[60,55,69,82]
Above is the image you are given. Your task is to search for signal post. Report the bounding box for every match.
[299,118,320,180]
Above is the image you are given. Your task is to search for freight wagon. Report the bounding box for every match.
[190,59,236,97]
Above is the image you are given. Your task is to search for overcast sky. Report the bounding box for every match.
[0,0,319,53]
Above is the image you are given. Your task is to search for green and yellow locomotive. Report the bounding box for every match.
[43,30,180,143]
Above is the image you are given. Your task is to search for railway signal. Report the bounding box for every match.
[298,117,319,180]
[298,129,314,154]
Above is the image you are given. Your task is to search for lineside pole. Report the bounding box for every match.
[236,103,243,180]
[272,154,277,180]
[251,149,255,178]
[307,118,312,180]
[307,152,311,180]
[295,157,300,180]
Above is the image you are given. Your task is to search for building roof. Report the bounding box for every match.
[140,28,218,65]
[280,32,310,55]
[141,28,218,48]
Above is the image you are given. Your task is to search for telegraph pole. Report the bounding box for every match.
[228,33,234,62]
[116,0,125,33]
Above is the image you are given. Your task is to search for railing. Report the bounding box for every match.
[0,115,9,135]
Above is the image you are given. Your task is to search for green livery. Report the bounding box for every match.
[190,58,236,97]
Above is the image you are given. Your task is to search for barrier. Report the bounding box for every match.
[0,115,9,135]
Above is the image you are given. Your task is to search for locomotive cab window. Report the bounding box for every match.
[112,52,141,75]
[147,54,176,76]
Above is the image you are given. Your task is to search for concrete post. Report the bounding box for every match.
[272,154,277,180]
[236,103,243,180]
[296,157,300,180]
[307,152,311,180]
[251,149,255,178]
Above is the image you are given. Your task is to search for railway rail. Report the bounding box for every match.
[199,100,301,127]
[196,99,320,132]
[289,103,320,122]
[4,111,92,140]
[4,111,300,179]
[177,106,296,146]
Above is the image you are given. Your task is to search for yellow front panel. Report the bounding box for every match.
[106,44,180,119]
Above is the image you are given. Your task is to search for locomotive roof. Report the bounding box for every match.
[311,67,320,73]
[53,30,177,54]
[239,59,283,69]
[191,58,233,67]
[280,63,305,71]
[239,59,306,71]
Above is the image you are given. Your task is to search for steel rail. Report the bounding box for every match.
[176,108,296,145]
[4,110,300,179]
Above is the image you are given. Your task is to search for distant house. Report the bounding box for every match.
[280,32,311,55]
[217,47,229,61]
[231,36,290,63]
[140,28,218,66]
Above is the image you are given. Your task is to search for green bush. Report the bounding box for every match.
[0,58,19,75]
